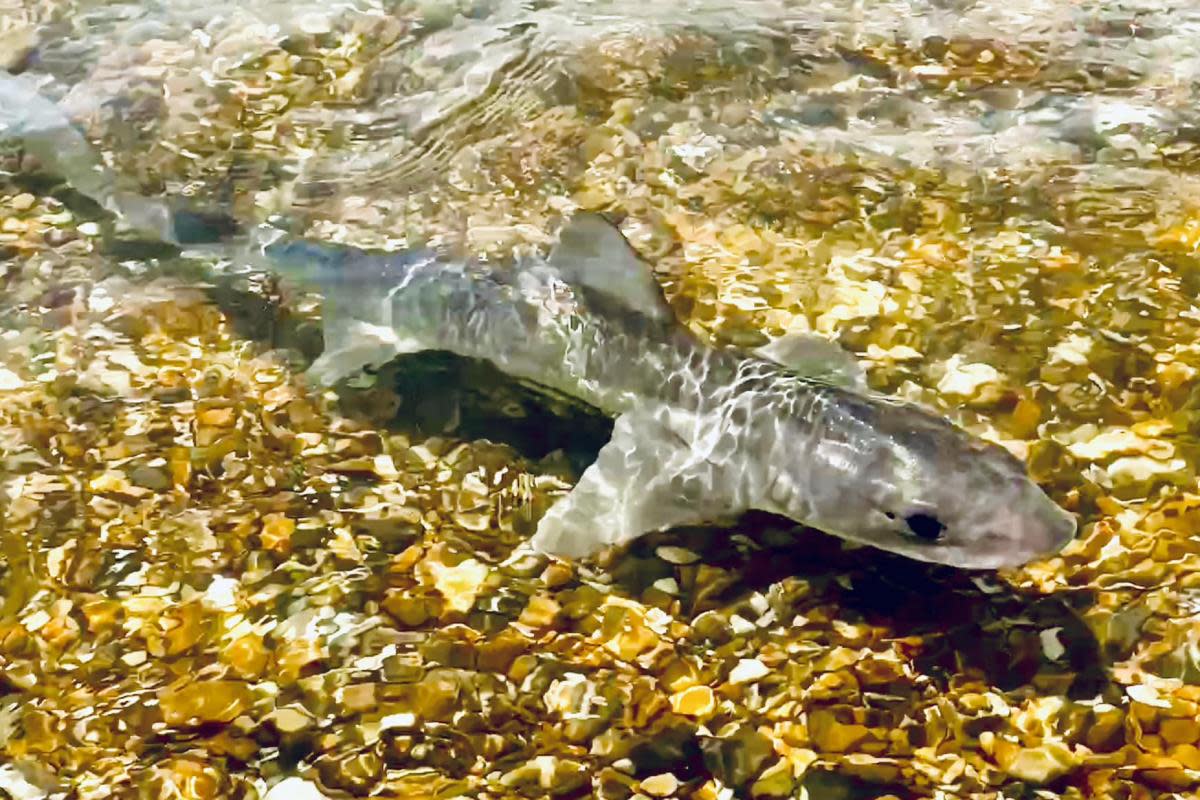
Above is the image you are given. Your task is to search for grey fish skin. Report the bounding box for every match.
[265,238,738,414]
[265,226,1077,570]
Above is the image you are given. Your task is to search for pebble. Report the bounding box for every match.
[656,546,701,565]
[936,356,1002,399]
[670,685,715,717]
[750,759,795,798]
[640,772,680,797]
[427,556,490,613]
[729,658,769,685]
[994,739,1077,784]
[0,762,47,800]
[1161,718,1200,746]
[158,681,253,725]
[129,464,171,491]
[264,777,328,800]
[652,577,680,595]
[267,706,315,734]
[699,726,774,788]
[1129,684,1172,709]
[808,709,870,752]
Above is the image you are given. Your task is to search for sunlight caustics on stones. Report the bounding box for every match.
[2,1,1200,797]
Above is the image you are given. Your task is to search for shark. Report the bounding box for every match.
[261,218,1077,569]
[2,70,1077,569]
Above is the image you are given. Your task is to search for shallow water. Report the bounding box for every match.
[3,1,1200,798]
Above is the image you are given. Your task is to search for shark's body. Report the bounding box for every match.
[266,219,1077,569]
[2,70,1077,568]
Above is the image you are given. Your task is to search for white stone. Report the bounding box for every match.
[936,355,1001,397]
[729,658,770,684]
[264,777,328,800]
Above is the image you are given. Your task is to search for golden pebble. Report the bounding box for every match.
[669,685,715,717]
[639,772,680,797]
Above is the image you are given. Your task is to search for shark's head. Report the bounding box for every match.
[769,387,1077,569]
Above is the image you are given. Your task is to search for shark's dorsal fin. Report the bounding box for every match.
[754,331,867,390]
[548,212,673,322]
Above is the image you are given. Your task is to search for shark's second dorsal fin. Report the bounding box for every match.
[548,212,673,322]
[754,331,868,390]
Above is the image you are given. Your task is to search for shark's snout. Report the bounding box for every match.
[955,493,1077,570]
[1033,499,1078,557]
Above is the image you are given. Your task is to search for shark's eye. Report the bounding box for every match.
[904,513,945,541]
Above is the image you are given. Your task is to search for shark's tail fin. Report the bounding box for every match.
[2,69,241,250]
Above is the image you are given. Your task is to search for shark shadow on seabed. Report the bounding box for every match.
[572,510,1111,800]
[206,271,618,471]
[610,512,1112,703]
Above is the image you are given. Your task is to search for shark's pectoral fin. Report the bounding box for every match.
[754,330,867,390]
[306,315,424,387]
[530,406,746,559]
